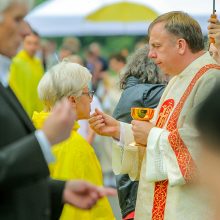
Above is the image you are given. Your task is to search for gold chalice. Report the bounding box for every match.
[121,107,155,180]
[129,107,155,147]
[131,107,155,121]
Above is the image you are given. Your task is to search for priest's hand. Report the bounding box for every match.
[89,108,120,140]
[63,180,116,209]
[131,120,154,146]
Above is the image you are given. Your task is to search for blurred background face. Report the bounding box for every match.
[23,33,40,57]
[109,58,120,73]
[109,57,126,74]
[74,87,92,120]
[0,2,30,58]
[89,43,101,57]
[59,48,72,60]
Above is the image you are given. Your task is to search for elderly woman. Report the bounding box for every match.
[32,62,115,220]
[112,46,166,220]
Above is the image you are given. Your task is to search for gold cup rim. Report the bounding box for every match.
[131,107,154,121]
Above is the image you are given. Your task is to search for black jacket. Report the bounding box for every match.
[113,76,165,217]
[0,83,64,220]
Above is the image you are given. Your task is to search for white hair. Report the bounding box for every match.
[0,0,34,13]
[38,61,92,110]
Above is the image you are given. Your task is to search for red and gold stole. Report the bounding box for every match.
[152,64,220,220]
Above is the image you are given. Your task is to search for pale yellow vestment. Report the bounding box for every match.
[113,52,220,220]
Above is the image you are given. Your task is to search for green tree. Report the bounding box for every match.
[35,0,46,6]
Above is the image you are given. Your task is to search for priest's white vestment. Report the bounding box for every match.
[112,52,220,220]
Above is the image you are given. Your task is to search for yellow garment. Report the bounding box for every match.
[32,111,115,220]
[9,50,44,118]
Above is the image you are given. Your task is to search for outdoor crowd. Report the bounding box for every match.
[2,0,220,220]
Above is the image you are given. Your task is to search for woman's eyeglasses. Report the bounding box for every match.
[82,91,94,99]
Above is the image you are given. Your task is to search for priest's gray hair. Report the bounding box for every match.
[38,61,92,110]
[0,0,34,13]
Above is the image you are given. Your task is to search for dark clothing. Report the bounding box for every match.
[112,76,165,218]
[0,83,64,220]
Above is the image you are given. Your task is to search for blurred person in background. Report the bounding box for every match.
[85,42,108,92]
[112,46,165,220]
[41,39,58,70]
[120,48,129,59]
[59,37,81,61]
[63,54,84,66]
[195,84,220,219]
[0,1,116,220]
[94,53,126,189]
[88,42,108,72]
[97,53,126,115]
[62,37,81,54]
[33,61,115,220]
[109,53,126,75]
[9,29,44,118]
[59,44,74,61]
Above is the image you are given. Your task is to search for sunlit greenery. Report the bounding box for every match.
[35,0,46,6]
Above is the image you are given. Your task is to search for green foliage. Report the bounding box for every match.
[44,35,147,58]
[35,1,148,57]
[80,35,145,57]
[35,0,46,6]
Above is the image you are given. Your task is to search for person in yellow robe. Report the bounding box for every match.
[32,61,115,220]
[9,31,44,118]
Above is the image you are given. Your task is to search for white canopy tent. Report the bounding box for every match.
[26,0,214,36]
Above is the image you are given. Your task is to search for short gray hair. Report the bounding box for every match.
[120,46,163,89]
[38,61,92,110]
[0,0,34,13]
[148,11,204,53]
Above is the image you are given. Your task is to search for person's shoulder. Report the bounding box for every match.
[202,65,220,80]
[11,55,23,64]
[11,51,27,66]
[131,83,165,92]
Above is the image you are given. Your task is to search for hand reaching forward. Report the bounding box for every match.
[131,120,154,146]
[42,98,76,145]
[63,180,116,209]
[89,108,120,139]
